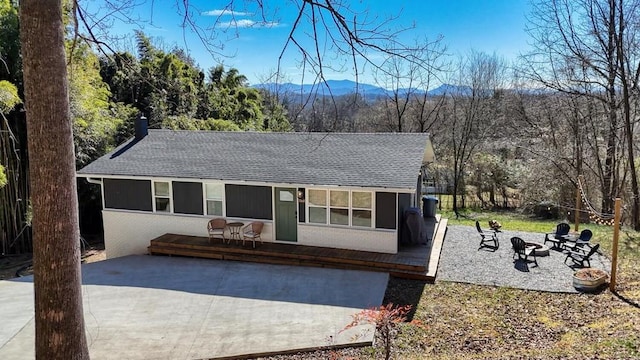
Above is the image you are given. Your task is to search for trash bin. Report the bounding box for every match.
[422,195,438,218]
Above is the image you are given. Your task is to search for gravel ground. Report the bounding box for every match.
[437,225,611,293]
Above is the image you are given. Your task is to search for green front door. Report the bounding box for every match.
[275,187,298,242]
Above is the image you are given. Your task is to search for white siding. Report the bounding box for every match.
[102,210,273,258]
[297,224,397,254]
[103,210,397,259]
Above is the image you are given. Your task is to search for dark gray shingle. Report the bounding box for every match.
[77,131,429,190]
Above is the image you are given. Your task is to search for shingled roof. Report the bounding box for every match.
[77,131,432,190]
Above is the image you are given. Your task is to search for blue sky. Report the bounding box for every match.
[95,0,532,87]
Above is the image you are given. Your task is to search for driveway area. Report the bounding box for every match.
[0,255,388,359]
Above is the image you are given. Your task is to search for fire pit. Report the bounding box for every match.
[525,242,550,256]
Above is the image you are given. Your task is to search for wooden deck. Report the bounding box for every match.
[148,216,448,281]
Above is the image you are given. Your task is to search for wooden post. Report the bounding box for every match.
[574,175,583,232]
[609,198,621,292]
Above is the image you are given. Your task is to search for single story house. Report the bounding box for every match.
[77,119,435,258]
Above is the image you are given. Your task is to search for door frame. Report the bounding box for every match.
[274,187,298,242]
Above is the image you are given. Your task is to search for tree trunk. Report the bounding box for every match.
[602,0,618,214]
[19,1,89,359]
[616,0,640,230]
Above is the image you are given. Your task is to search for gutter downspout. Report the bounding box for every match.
[86,177,103,185]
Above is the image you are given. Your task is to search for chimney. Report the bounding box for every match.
[135,114,148,140]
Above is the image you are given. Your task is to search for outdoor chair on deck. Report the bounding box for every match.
[242,221,264,248]
[565,243,600,268]
[476,221,499,250]
[207,218,227,243]
[511,236,538,267]
[543,223,571,249]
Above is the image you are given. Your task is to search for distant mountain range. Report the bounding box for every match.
[252,79,472,98]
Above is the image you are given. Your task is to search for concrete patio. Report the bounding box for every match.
[0,255,388,359]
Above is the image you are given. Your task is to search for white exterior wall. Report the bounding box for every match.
[297,224,397,254]
[103,210,273,258]
[103,209,397,258]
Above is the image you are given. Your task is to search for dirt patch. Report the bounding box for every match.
[0,246,106,281]
[0,254,33,280]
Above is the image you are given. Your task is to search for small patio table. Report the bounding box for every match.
[227,222,244,244]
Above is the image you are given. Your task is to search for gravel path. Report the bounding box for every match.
[437,225,611,293]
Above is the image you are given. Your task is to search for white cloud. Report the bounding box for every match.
[202,9,250,16]
[216,19,281,28]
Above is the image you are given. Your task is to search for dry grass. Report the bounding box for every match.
[390,214,640,359]
[265,213,640,359]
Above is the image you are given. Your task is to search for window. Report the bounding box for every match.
[173,181,204,215]
[103,179,153,211]
[205,183,224,216]
[330,190,349,225]
[351,191,372,227]
[308,189,327,224]
[306,189,373,227]
[153,181,171,212]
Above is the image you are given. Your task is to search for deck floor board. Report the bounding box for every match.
[148,215,447,281]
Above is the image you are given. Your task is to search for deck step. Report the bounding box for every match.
[148,243,424,273]
[426,218,448,278]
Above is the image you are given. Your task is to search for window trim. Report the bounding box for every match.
[329,190,350,226]
[152,180,172,213]
[351,191,373,228]
[204,182,226,217]
[307,189,328,224]
[305,188,374,228]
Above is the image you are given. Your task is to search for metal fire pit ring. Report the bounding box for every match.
[525,242,550,256]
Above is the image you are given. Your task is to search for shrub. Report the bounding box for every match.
[343,303,424,360]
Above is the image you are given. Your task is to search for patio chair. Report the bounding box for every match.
[564,243,600,268]
[242,221,264,248]
[566,229,593,250]
[511,236,538,267]
[476,220,499,250]
[543,223,571,249]
[207,218,226,243]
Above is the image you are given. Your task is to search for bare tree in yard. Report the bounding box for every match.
[524,0,640,229]
[19,0,89,358]
[506,90,605,208]
[614,0,640,230]
[446,51,507,215]
[373,37,447,132]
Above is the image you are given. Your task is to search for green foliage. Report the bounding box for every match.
[0,164,6,188]
[99,52,141,106]
[205,64,264,130]
[110,102,142,145]
[442,209,563,233]
[259,89,292,132]
[0,80,20,113]
[0,0,21,85]
[133,31,203,122]
[67,43,124,167]
[98,32,289,133]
